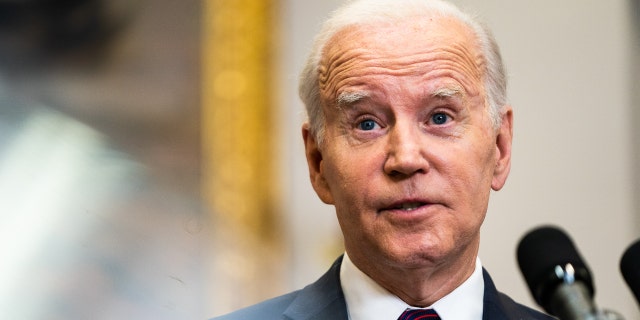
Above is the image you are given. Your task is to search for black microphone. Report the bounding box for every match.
[517,225,600,319]
[620,238,640,307]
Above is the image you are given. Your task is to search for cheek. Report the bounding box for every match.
[440,140,496,209]
[332,165,370,201]
[464,156,495,219]
[459,131,497,182]
[323,145,381,208]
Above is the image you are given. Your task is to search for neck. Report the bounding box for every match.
[348,239,479,307]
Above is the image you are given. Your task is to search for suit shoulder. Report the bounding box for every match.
[491,291,555,320]
[482,269,555,320]
[210,290,300,320]
[211,257,347,320]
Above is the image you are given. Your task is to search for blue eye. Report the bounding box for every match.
[432,113,449,125]
[358,119,378,131]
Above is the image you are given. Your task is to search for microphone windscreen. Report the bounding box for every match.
[516,225,594,308]
[620,238,640,304]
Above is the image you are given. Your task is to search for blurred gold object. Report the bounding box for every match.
[202,0,283,312]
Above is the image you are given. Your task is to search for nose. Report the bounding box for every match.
[383,121,429,178]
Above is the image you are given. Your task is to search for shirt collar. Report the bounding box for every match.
[340,252,484,320]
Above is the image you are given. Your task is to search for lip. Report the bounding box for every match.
[377,200,440,226]
[377,198,437,215]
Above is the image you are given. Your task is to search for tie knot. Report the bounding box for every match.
[398,308,441,320]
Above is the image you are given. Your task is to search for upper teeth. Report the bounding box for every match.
[399,202,421,210]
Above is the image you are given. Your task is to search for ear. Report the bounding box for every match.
[491,106,513,191]
[302,123,334,204]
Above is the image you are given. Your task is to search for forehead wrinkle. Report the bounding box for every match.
[319,25,486,106]
[319,46,371,92]
[452,42,485,84]
[322,46,483,86]
[322,55,476,106]
[428,43,484,85]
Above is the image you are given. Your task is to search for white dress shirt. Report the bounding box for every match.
[340,252,484,320]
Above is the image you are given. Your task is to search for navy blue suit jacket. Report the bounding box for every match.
[213,256,554,320]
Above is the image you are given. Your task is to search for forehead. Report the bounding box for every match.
[318,16,485,103]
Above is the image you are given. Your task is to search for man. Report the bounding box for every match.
[215,0,553,319]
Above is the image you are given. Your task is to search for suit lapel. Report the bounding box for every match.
[482,268,554,320]
[283,256,349,320]
[483,268,513,320]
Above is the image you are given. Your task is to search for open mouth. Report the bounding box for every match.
[384,201,428,212]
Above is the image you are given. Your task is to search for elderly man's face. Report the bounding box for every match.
[303,16,512,271]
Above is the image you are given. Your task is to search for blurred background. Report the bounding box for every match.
[0,0,203,319]
[0,0,638,319]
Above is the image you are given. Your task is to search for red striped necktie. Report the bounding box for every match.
[397,308,441,320]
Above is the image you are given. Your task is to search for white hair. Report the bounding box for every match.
[298,0,507,144]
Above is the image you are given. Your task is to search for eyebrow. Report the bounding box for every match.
[335,86,462,109]
[432,86,463,99]
[336,91,370,108]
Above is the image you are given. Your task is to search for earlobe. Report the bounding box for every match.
[491,107,513,191]
[302,124,334,204]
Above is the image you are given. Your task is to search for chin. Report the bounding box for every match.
[383,243,452,269]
